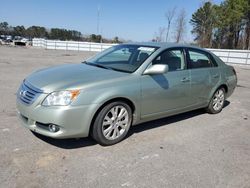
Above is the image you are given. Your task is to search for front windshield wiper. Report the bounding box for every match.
[84,62,112,70]
[83,61,131,73]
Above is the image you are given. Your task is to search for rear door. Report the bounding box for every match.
[186,48,220,105]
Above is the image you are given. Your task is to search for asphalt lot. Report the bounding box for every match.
[0,45,250,188]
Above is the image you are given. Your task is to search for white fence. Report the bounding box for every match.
[32,38,250,65]
[32,38,116,52]
[208,48,250,65]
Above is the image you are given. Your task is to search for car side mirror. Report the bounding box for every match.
[143,64,169,75]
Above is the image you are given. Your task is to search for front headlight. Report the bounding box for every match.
[42,90,80,106]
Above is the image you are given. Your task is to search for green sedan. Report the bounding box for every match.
[16,43,237,145]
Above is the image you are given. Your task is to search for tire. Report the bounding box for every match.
[91,101,132,146]
[206,88,225,114]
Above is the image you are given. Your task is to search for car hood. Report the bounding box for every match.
[25,63,129,92]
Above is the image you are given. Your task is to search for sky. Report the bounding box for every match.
[0,0,223,42]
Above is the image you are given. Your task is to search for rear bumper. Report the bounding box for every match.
[16,95,99,139]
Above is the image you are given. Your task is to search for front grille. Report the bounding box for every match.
[18,81,43,105]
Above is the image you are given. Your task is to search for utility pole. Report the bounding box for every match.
[100,27,103,43]
[97,5,100,35]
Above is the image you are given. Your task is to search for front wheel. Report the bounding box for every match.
[206,88,225,114]
[91,101,132,146]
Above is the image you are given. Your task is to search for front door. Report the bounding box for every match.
[140,48,192,118]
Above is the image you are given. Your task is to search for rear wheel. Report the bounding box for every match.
[92,101,132,146]
[206,88,225,114]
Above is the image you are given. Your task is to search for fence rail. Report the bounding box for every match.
[207,48,250,65]
[32,38,116,52]
[33,38,250,65]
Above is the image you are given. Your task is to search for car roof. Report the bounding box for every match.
[123,42,208,52]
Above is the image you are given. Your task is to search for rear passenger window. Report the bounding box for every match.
[152,49,186,72]
[188,50,214,69]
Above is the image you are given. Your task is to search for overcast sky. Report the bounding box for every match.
[0,0,223,42]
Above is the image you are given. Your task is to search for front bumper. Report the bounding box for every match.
[16,94,99,139]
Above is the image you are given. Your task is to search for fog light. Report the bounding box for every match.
[49,124,59,132]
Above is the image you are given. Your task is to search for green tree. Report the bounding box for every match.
[49,28,64,40]
[13,25,26,37]
[212,4,227,48]
[90,34,102,43]
[243,0,250,49]
[49,28,82,41]
[190,2,216,48]
[0,22,10,35]
[190,0,248,49]
[26,26,48,38]
[71,30,82,40]
[222,0,247,48]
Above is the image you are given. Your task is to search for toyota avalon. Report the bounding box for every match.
[16,43,237,145]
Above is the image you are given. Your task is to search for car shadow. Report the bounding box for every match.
[32,132,97,149]
[127,109,204,138]
[128,100,230,137]
[32,100,230,149]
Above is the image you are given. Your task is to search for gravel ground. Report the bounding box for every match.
[0,45,250,188]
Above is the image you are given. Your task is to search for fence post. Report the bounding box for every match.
[246,51,250,65]
[226,51,230,63]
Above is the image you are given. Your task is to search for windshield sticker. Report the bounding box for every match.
[138,47,155,52]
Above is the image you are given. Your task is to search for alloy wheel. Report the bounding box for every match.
[212,89,225,111]
[102,105,129,140]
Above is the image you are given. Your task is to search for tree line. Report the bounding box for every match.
[1,0,250,49]
[154,0,250,50]
[0,22,121,43]
[191,0,250,49]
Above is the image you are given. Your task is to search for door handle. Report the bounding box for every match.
[212,74,219,78]
[181,77,190,82]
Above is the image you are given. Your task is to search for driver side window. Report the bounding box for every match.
[152,49,185,72]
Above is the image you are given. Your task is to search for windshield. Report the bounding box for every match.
[85,44,158,73]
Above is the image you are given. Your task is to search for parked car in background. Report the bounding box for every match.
[0,35,30,46]
[16,43,237,145]
[5,35,12,42]
[14,36,29,46]
[0,35,13,44]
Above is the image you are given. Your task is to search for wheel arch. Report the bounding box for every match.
[218,84,228,93]
[207,83,229,105]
